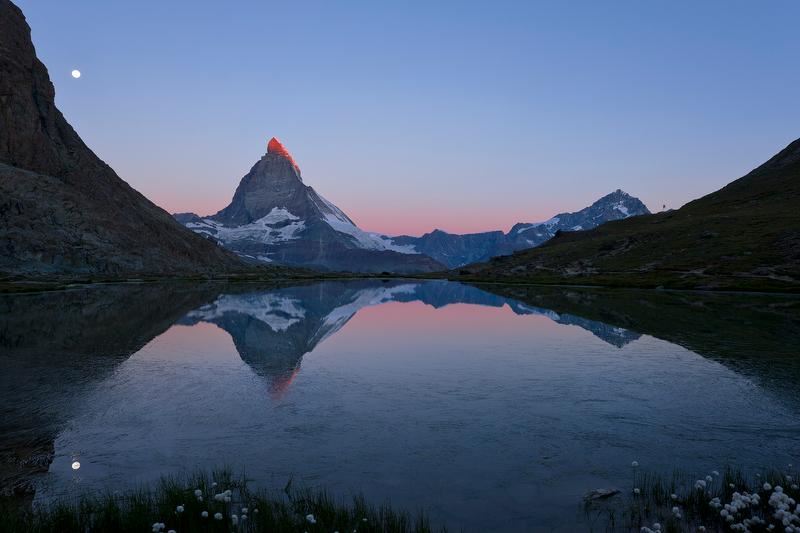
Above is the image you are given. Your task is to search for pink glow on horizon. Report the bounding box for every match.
[156,193,552,236]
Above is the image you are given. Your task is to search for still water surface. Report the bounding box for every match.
[1,280,799,530]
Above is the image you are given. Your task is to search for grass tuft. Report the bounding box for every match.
[0,468,444,532]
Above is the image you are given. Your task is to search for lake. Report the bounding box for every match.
[1,280,799,531]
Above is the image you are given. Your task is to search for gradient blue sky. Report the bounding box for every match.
[16,0,800,235]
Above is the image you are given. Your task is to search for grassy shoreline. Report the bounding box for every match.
[1,470,444,533]
[586,465,800,532]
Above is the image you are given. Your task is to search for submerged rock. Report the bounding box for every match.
[585,488,621,501]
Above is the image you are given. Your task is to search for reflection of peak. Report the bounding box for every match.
[181,282,423,397]
[187,293,306,332]
[511,303,641,348]
[180,280,644,400]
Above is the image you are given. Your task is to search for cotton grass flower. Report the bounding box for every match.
[631,461,639,468]
[231,514,238,525]
[201,511,208,518]
[633,488,641,494]
[306,513,317,524]
[176,505,184,513]
[194,489,202,497]
[214,512,223,520]
[763,482,772,491]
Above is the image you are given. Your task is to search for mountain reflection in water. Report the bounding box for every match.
[1,280,798,530]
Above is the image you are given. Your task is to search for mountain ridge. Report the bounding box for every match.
[389,189,650,268]
[457,137,800,292]
[175,140,444,273]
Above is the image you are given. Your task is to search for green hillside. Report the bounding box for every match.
[457,137,800,292]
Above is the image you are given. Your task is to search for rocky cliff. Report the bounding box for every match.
[0,0,244,276]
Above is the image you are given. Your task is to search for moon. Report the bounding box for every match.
[71,69,81,79]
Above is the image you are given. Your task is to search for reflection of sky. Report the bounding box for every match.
[43,293,800,531]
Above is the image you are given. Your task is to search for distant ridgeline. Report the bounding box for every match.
[458,137,800,292]
[175,137,650,272]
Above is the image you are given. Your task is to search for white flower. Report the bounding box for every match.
[212,482,218,488]
[362,517,368,522]
[670,493,678,500]
[712,470,720,476]
[306,513,317,524]
[225,489,232,496]
[631,461,639,467]
[653,523,661,531]
[730,483,736,488]
[214,512,223,520]
[764,483,773,491]
[201,511,208,518]
[231,514,238,525]
[695,479,707,489]
[705,475,713,482]
[194,489,202,497]
[241,507,248,514]
[633,488,641,494]
[176,505,184,513]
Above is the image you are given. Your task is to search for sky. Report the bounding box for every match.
[16,0,800,236]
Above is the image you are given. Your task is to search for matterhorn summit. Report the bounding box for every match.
[175,137,444,273]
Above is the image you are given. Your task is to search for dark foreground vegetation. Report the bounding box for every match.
[0,470,444,533]
[589,464,800,532]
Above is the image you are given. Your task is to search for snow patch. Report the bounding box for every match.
[320,213,418,254]
[188,293,306,332]
[184,207,306,247]
[614,202,630,216]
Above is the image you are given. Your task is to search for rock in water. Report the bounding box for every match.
[585,488,621,501]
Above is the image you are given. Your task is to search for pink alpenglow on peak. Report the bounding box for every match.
[267,137,300,174]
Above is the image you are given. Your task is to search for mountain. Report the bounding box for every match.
[0,0,246,277]
[458,138,800,292]
[389,190,650,268]
[175,138,444,273]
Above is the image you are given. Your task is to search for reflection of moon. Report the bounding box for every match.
[71,69,81,79]
[71,461,81,470]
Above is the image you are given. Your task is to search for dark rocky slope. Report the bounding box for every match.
[0,0,244,276]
